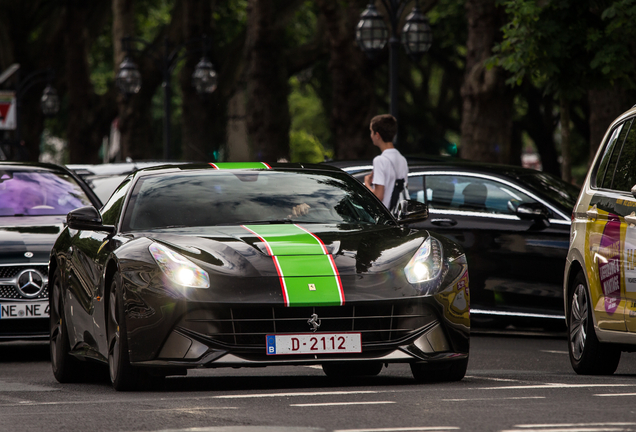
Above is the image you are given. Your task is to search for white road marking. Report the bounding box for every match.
[480,383,636,390]
[291,401,396,407]
[465,376,525,383]
[595,393,636,397]
[501,428,632,431]
[502,423,636,432]
[540,350,568,354]
[442,396,545,402]
[214,390,390,399]
[333,427,460,432]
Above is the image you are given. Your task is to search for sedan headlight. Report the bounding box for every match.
[149,243,210,288]
[404,237,443,284]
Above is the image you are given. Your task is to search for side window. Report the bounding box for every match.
[596,120,631,189]
[407,174,426,203]
[612,122,636,192]
[101,179,131,226]
[426,175,538,215]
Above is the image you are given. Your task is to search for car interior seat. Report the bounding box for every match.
[460,183,488,211]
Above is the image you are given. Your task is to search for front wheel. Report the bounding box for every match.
[107,273,156,391]
[50,268,84,383]
[410,357,468,383]
[568,272,621,375]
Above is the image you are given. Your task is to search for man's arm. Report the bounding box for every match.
[364,172,385,201]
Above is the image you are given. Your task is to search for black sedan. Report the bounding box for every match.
[49,162,469,390]
[337,160,579,328]
[0,162,101,340]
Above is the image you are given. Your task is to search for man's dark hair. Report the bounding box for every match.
[370,114,397,143]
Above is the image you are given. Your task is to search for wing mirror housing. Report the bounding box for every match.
[515,202,550,228]
[395,199,429,224]
[67,205,116,234]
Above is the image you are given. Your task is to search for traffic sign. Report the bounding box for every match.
[0,91,16,130]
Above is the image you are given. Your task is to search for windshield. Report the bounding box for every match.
[0,169,93,216]
[519,172,580,210]
[122,170,393,230]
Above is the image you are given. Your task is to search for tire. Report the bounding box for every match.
[107,273,156,391]
[410,357,468,383]
[322,361,383,378]
[50,268,85,383]
[568,271,621,375]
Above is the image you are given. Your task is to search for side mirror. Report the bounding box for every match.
[515,202,550,228]
[67,205,116,234]
[395,199,429,224]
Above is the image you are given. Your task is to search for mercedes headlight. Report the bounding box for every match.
[404,237,443,284]
[149,243,210,288]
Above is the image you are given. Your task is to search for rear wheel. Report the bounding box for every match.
[50,268,84,383]
[410,357,468,383]
[322,361,383,378]
[569,271,621,375]
[107,273,156,391]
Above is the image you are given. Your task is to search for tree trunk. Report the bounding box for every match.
[112,0,158,161]
[460,0,513,164]
[179,0,223,162]
[316,0,378,160]
[560,95,571,183]
[588,88,632,165]
[244,0,290,162]
[522,85,560,176]
[63,1,101,164]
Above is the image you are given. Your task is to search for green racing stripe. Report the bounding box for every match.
[210,162,271,169]
[242,224,344,307]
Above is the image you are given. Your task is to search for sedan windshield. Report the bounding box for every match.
[0,169,93,216]
[122,170,393,230]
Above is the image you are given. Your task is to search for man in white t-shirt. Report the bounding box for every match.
[363,114,408,210]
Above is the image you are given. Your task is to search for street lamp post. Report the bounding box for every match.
[356,1,432,141]
[14,67,60,145]
[115,35,218,160]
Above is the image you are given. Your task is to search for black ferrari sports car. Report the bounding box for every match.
[49,162,469,390]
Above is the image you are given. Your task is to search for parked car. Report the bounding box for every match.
[49,162,469,390]
[565,104,636,374]
[0,161,101,340]
[330,159,579,328]
[67,161,192,202]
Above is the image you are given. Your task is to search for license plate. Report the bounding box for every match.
[0,301,49,319]
[266,333,362,355]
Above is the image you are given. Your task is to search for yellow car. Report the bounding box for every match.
[565,104,636,374]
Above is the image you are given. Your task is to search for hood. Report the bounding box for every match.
[0,215,66,264]
[123,223,429,307]
[142,223,425,278]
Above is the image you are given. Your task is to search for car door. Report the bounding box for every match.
[407,171,570,318]
[587,117,636,333]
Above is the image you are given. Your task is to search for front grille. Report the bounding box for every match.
[182,301,435,350]
[0,285,48,300]
[0,265,48,279]
[0,265,49,300]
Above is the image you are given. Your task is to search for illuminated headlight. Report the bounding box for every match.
[404,237,443,284]
[149,243,210,288]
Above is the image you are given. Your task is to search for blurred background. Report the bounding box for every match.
[0,0,634,185]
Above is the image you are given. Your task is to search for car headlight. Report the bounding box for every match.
[404,237,443,284]
[149,243,210,288]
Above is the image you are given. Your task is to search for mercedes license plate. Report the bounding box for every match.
[266,333,361,355]
[0,301,49,319]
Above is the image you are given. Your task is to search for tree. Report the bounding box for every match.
[244,0,293,161]
[492,0,633,181]
[460,0,514,164]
